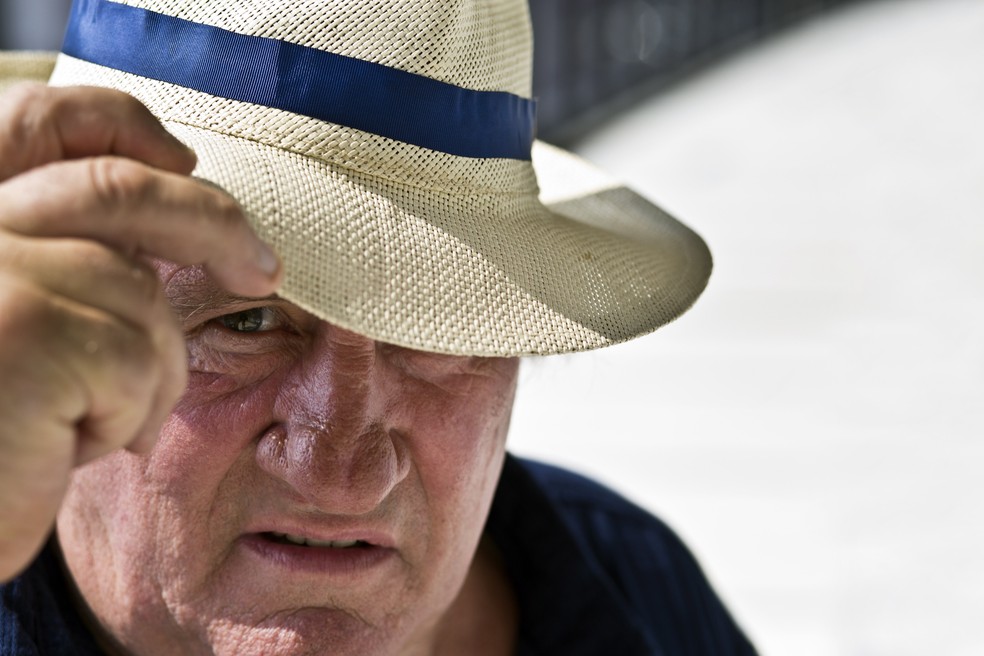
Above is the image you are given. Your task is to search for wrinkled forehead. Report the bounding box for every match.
[156,262,284,323]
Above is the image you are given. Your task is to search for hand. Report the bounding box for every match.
[0,83,282,580]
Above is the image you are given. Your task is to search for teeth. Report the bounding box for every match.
[307,538,359,548]
[270,532,361,548]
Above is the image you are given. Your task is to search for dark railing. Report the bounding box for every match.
[531,0,854,141]
[0,0,71,53]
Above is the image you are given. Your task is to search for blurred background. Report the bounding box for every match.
[3,0,982,654]
[1,0,854,140]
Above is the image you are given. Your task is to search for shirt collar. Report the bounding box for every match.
[486,454,656,655]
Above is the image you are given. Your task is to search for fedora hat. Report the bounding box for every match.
[19,0,711,356]
[0,50,56,94]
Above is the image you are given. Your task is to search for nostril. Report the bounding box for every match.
[256,423,289,473]
[387,427,412,487]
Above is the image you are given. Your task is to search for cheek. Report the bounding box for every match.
[396,375,516,524]
[152,369,283,478]
[60,374,288,617]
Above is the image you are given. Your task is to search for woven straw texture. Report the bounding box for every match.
[4,0,711,356]
[0,51,56,94]
[116,0,532,95]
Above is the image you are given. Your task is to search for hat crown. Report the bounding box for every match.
[115,0,533,96]
[45,1,712,356]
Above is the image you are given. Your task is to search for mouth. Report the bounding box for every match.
[240,530,397,577]
[262,532,371,549]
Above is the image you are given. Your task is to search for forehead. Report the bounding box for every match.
[157,264,520,378]
[160,263,285,320]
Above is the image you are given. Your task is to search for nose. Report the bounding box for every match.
[255,326,410,515]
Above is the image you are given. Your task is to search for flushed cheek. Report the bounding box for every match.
[126,376,284,581]
[394,374,516,548]
[153,367,284,476]
[405,383,515,490]
[134,381,283,572]
[57,452,234,654]
[75,401,276,648]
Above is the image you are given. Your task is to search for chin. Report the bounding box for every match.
[196,608,398,656]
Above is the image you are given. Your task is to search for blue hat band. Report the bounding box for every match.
[61,0,537,160]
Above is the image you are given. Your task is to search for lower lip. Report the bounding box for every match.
[239,534,397,576]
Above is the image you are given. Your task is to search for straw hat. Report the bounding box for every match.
[0,51,56,94]
[13,0,711,356]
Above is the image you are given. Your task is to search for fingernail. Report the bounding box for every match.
[257,241,281,278]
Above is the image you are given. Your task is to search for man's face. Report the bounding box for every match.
[55,265,519,655]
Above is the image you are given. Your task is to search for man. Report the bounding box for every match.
[0,0,756,653]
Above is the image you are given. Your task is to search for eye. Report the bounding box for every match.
[217,307,278,333]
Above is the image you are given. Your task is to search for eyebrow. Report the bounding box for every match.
[165,273,281,324]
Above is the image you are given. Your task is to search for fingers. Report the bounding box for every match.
[2,235,172,331]
[0,83,197,182]
[0,157,281,298]
[0,84,280,296]
[3,284,170,459]
[0,237,189,459]
[0,273,172,578]
[0,83,281,580]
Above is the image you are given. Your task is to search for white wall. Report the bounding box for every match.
[509,1,984,654]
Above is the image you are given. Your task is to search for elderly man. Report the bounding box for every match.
[0,0,756,654]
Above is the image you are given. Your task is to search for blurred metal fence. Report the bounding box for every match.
[0,0,71,51]
[531,0,854,141]
[0,0,852,140]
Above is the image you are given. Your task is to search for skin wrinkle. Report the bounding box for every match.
[210,590,385,654]
[55,474,121,636]
[168,455,281,656]
[149,403,255,651]
[3,85,62,176]
[57,260,519,654]
[161,262,278,326]
[66,461,188,655]
[267,321,411,514]
[209,600,378,654]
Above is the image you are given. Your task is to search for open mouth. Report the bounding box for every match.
[262,532,371,549]
[243,530,395,575]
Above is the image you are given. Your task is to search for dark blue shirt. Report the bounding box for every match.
[490,456,756,655]
[0,455,757,655]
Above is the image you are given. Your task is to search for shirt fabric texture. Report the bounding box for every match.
[0,454,757,655]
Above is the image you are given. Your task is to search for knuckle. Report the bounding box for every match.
[94,85,146,110]
[2,83,50,121]
[127,257,167,308]
[86,157,155,210]
[95,318,162,393]
[0,275,170,435]
[77,315,167,427]
[205,187,245,231]
[0,84,54,165]
[0,276,56,339]
[130,285,182,376]
[61,241,165,308]
[109,89,159,125]
[75,322,163,450]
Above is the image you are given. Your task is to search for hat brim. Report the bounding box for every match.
[5,51,711,356]
[0,51,56,94]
